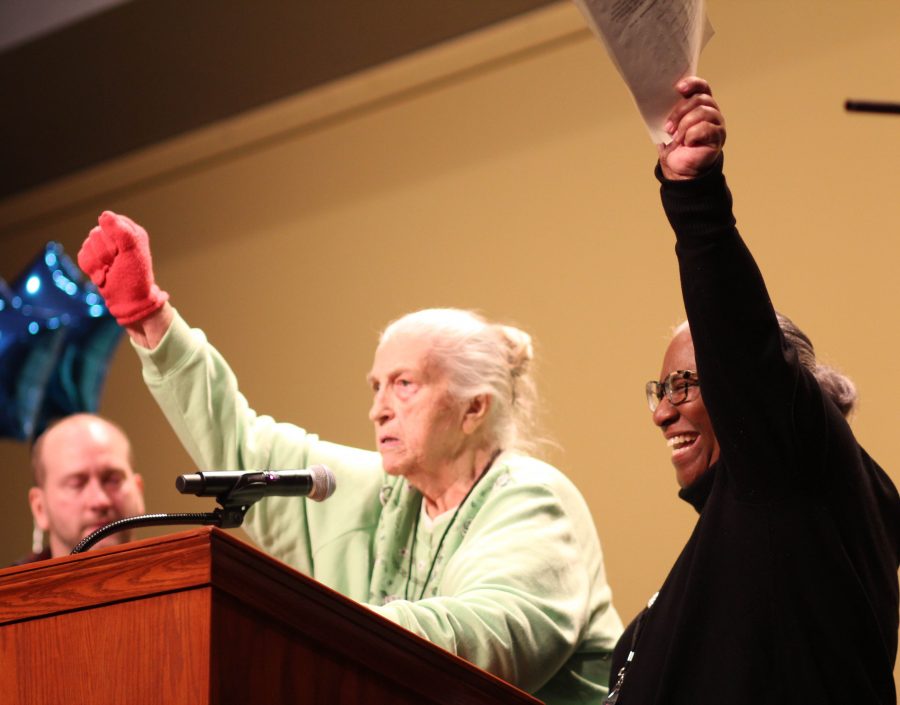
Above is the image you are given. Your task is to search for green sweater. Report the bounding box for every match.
[135,311,623,703]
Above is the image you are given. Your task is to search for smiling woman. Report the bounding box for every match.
[75,214,624,704]
[649,324,720,490]
[605,77,900,705]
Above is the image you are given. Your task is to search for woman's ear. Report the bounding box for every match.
[462,394,492,435]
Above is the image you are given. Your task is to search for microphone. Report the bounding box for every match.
[176,466,336,502]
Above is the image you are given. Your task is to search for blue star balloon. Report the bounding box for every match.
[10,242,123,436]
[0,278,66,441]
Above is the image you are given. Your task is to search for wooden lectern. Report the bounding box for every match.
[0,527,543,705]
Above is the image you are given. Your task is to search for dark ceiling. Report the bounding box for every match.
[2,0,557,201]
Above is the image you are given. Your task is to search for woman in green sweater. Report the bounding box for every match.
[77,218,623,704]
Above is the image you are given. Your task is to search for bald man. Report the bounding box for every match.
[18,414,146,563]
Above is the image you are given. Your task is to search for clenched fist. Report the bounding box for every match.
[78,211,169,325]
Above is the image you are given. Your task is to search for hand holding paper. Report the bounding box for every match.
[657,76,725,180]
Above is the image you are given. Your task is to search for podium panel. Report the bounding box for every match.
[0,527,543,705]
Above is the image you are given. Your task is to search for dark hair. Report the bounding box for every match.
[776,312,858,417]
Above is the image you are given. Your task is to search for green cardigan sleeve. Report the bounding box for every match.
[132,309,386,582]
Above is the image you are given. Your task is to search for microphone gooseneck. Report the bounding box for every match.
[71,512,222,554]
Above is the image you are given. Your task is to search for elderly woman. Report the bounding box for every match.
[77,219,623,703]
[606,77,900,704]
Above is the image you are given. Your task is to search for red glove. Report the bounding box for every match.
[78,211,169,325]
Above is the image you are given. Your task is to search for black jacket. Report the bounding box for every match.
[610,159,900,704]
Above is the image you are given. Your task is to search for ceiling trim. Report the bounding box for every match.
[0,3,587,236]
[2,0,564,202]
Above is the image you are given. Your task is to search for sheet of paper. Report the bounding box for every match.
[572,0,714,143]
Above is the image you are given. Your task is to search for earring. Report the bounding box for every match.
[32,520,44,554]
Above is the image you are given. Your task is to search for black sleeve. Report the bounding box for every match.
[658,157,831,498]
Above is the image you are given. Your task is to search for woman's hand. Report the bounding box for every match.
[658,76,726,180]
[78,211,169,326]
[79,210,173,349]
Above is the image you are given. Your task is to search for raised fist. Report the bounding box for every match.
[78,211,169,325]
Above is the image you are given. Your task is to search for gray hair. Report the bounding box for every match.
[378,308,538,453]
[776,312,858,418]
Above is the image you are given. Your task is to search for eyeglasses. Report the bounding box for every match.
[645,369,700,411]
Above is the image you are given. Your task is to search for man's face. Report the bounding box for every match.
[29,417,145,556]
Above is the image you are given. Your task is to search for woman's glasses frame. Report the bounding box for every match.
[645,369,700,412]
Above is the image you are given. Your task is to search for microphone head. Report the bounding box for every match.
[176,473,203,494]
[308,464,336,501]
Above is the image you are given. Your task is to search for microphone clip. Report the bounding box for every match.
[212,471,273,516]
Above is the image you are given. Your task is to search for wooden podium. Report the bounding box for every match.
[0,527,543,705]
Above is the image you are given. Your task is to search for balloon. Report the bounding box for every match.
[0,279,65,441]
[9,242,123,437]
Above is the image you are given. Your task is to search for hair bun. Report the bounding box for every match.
[814,363,858,417]
[776,311,858,418]
[498,325,534,377]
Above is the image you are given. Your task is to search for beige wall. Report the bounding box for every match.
[2,0,898,687]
